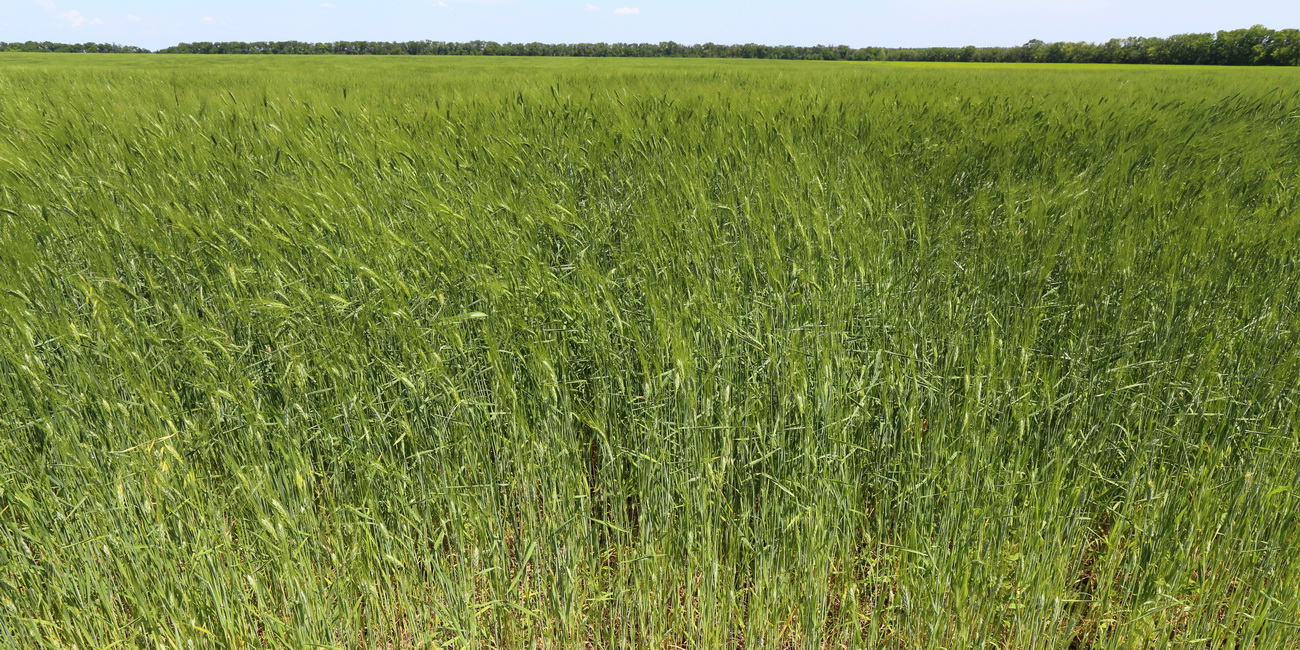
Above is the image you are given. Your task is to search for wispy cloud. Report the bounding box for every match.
[319,2,336,7]
[433,1,450,7]
[613,7,639,15]
[35,0,96,28]
[584,4,600,11]
[198,15,234,27]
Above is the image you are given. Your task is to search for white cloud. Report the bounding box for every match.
[614,7,639,15]
[433,1,450,7]
[35,0,95,28]
[201,16,215,25]
[319,2,336,6]
[584,4,600,10]
[125,14,142,22]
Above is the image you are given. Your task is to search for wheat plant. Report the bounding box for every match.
[0,54,1298,648]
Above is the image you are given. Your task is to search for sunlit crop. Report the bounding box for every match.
[1,54,1298,648]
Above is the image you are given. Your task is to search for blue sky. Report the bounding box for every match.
[2,0,1296,50]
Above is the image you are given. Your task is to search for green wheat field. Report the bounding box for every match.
[1,54,1298,648]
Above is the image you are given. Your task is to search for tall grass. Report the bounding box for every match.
[0,54,1298,647]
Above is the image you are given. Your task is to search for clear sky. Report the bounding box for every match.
[1,0,1296,51]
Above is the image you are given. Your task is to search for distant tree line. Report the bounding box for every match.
[0,41,149,53]
[886,26,1300,66]
[152,26,1300,64]
[5,26,1298,65]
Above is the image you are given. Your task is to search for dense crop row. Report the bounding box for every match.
[1,55,1298,647]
